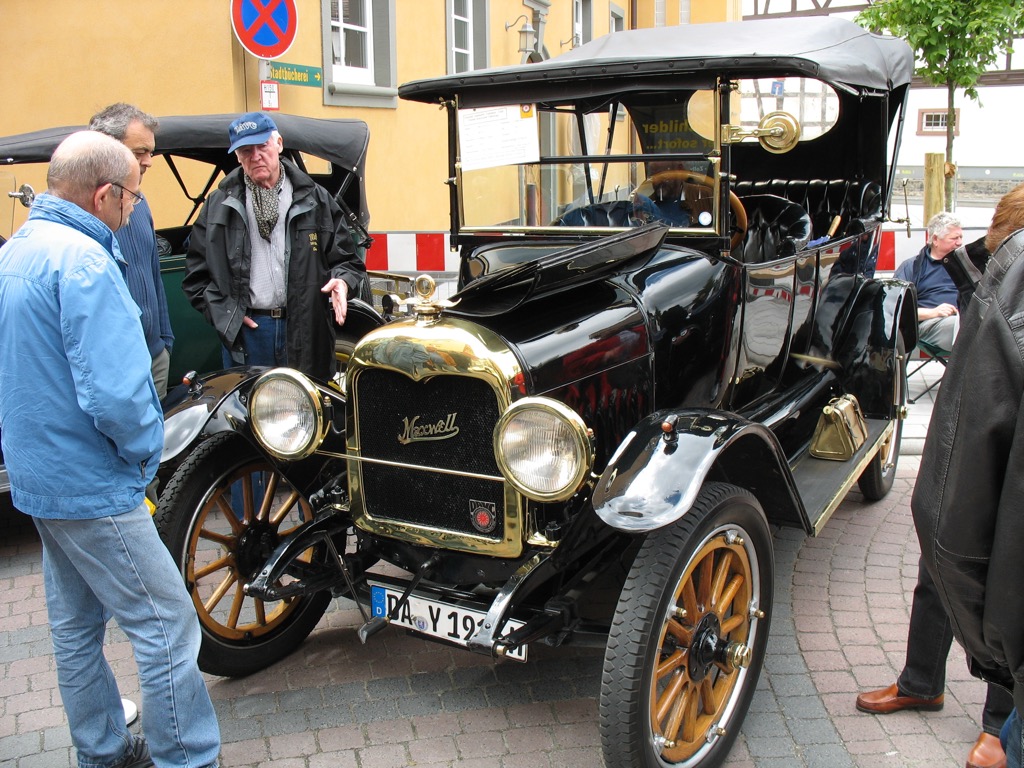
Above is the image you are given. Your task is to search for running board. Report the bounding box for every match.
[790,417,896,536]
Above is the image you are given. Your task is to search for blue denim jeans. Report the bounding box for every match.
[34,505,220,768]
[222,315,287,369]
[1004,708,1022,768]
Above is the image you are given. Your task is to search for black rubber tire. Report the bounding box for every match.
[155,432,331,677]
[335,334,357,373]
[599,482,773,768]
[858,334,906,500]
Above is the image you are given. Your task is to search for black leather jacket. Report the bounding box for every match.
[913,228,1024,711]
[183,158,366,380]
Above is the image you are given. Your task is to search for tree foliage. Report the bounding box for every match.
[857,0,1023,209]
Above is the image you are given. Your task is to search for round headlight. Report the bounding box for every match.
[249,369,326,460]
[494,398,594,502]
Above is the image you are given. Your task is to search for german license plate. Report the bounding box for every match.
[370,584,528,662]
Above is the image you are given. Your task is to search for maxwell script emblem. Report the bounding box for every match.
[398,413,459,445]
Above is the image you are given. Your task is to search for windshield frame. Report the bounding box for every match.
[451,81,729,242]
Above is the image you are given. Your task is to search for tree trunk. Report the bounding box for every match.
[945,81,955,212]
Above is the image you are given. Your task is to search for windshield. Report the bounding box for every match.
[455,78,841,237]
[457,88,723,236]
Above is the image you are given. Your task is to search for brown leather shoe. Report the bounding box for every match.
[855,683,944,714]
[966,732,1006,768]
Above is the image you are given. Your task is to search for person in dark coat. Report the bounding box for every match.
[912,184,1024,768]
[183,112,366,380]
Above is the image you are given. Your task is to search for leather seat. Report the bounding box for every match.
[737,194,812,263]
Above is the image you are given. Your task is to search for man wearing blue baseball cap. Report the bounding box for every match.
[183,112,366,379]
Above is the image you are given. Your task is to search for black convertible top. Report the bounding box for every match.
[400,16,913,107]
[0,114,370,223]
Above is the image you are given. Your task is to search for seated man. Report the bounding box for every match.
[894,212,963,353]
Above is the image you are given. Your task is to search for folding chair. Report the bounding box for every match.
[907,339,949,404]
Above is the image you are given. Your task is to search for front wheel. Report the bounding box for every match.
[600,482,773,768]
[155,432,331,677]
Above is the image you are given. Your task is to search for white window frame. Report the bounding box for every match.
[610,3,625,34]
[917,109,959,136]
[321,0,397,109]
[446,0,489,74]
[332,0,374,86]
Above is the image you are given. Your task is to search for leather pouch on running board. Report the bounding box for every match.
[810,394,868,461]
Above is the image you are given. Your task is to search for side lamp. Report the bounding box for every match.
[505,14,537,54]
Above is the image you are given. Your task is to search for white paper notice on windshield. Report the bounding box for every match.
[458,104,539,172]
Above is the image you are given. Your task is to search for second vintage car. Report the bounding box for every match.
[155,17,916,768]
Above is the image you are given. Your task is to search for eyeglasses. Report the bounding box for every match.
[108,181,143,206]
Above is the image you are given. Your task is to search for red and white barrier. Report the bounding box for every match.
[365,232,458,274]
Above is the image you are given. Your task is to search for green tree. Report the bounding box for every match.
[857,0,1023,210]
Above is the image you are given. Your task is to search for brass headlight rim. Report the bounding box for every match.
[493,397,594,503]
[250,368,327,461]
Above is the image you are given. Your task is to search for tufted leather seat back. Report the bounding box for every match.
[733,179,882,241]
[737,194,812,264]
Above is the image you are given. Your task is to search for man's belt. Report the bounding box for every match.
[250,307,286,318]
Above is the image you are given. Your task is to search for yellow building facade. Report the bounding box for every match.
[1,0,737,269]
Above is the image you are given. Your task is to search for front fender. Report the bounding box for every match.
[160,367,264,465]
[592,409,809,534]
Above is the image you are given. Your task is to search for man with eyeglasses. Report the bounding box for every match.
[183,112,366,379]
[90,104,175,400]
[0,131,221,768]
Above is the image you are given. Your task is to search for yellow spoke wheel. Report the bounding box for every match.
[600,482,772,768]
[156,433,332,677]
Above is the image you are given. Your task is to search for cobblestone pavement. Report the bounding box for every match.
[2,367,985,768]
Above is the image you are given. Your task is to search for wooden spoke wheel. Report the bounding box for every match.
[600,482,772,768]
[156,432,331,677]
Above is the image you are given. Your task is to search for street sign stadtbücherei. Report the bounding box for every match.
[267,61,324,88]
[231,0,298,61]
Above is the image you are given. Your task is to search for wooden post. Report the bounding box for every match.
[923,153,945,225]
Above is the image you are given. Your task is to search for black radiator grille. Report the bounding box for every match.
[354,369,505,538]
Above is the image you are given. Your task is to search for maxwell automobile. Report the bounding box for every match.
[152,18,917,767]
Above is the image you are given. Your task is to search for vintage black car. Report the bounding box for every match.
[156,17,915,767]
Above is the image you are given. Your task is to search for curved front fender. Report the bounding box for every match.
[160,368,264,464]
[592,409,808,533]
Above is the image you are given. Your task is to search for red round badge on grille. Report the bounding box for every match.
[472,505,496,533]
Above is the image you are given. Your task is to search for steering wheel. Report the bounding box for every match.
[635,170,747,250]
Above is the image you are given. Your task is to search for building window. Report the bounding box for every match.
[610,4,625,33]
[447,0,488,74]
[332,0,373,85]
[570,0,592,46]
[321,0,397,109]
[917,109,960,136]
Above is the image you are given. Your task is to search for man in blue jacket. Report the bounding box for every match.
[894,211,963,353]
[0,131,220,768]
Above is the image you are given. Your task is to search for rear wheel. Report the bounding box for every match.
[155,432,331,677]
[858,334,906,500]
[600,482,773,768]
